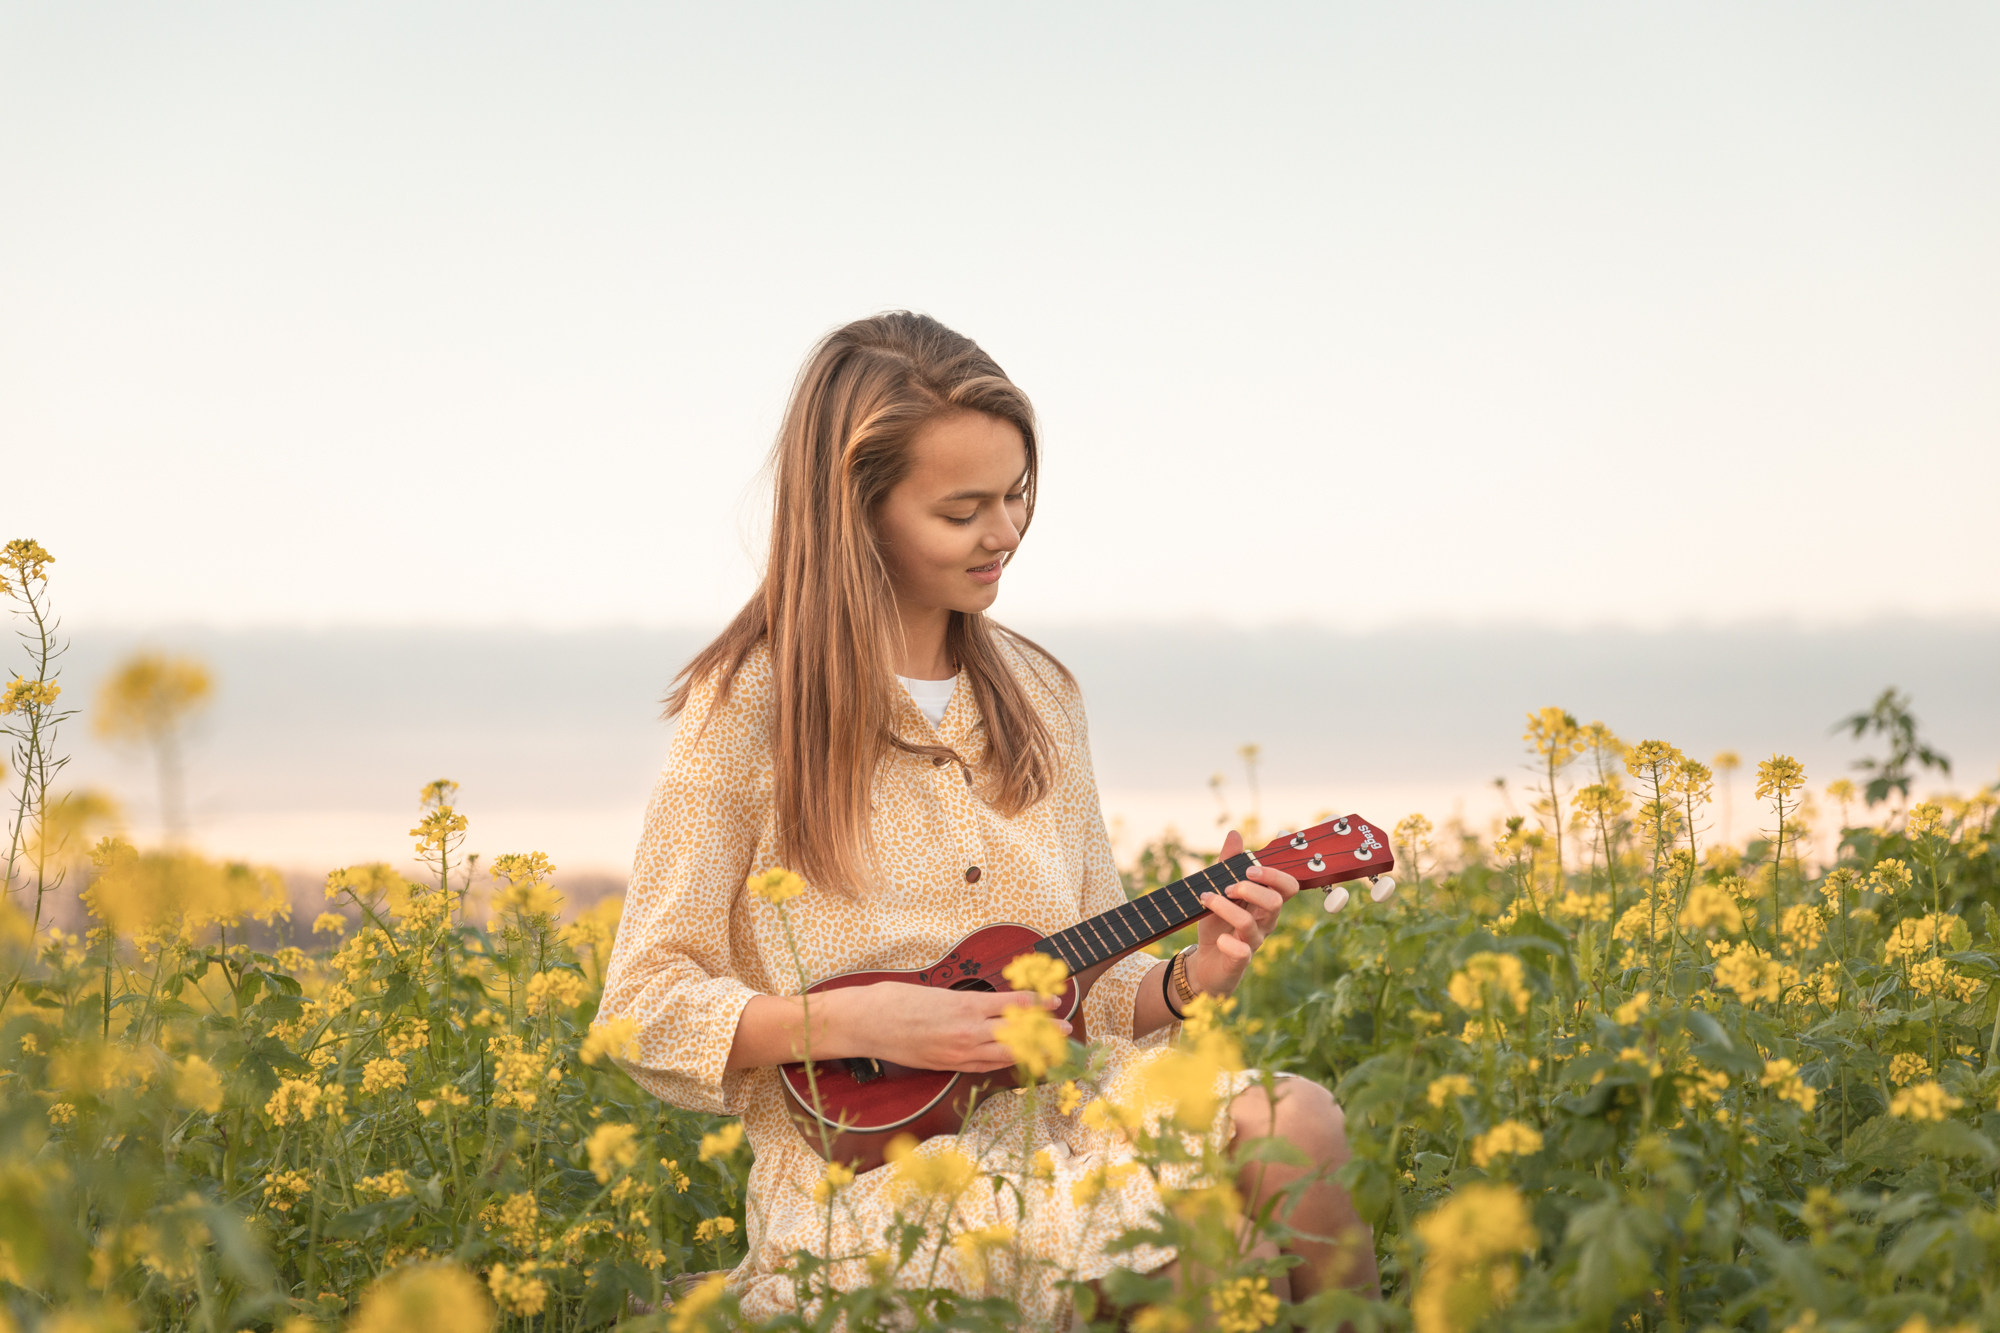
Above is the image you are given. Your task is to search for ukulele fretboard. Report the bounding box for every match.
[1034,851,1257,974]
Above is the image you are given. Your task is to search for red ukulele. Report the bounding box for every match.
[780,815,1396,1169]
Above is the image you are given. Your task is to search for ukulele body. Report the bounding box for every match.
[774,814,1393,1172]
[777,922,1111,1172]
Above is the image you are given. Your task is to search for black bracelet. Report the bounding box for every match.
[1160,952,1188,1022]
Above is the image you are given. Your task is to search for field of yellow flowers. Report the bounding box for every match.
[6,537,2000,1333]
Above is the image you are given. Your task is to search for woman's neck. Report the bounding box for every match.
[893,603,954,680]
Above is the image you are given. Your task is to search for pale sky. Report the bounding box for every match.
[7,2,1997,631]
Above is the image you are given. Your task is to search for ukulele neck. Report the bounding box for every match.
[1034,850,1258,974]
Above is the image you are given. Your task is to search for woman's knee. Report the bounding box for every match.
[1231,1077,1350,1166]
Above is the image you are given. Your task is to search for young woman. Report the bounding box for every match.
[596,312,1378,1324]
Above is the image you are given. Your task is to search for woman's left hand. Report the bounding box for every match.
[1189,829,1300,998]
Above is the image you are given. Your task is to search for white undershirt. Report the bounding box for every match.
[898,673,958,728]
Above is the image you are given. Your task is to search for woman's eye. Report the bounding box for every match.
[944,512,977,526]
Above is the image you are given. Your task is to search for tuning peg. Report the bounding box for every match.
[1323,885,1350,913]
[1369,875,1397,902]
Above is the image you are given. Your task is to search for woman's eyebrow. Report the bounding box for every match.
[938,476,1028,503]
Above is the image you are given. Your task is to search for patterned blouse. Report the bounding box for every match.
[597,638,1192,1324]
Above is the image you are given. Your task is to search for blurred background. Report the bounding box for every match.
[6,3,1996,883]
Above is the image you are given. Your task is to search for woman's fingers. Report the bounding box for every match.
[1228,882,1285,916]
[1247,864,1300,900]
[1203,891,1262,940]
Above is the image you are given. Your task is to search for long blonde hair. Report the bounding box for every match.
[667,312,1072,893]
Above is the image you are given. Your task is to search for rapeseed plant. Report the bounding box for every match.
[7,542,2000,1331]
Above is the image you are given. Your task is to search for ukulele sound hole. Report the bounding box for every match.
[948,978,996,993]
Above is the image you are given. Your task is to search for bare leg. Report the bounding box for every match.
[1126,1078,1378,1314]
[1227,1077,1378,1300]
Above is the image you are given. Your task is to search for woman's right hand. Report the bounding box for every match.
[848,981,1065,1073]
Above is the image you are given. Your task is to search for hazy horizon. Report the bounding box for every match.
[41,617,1997,879]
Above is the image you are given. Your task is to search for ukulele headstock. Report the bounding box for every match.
[1252,814,1396,902]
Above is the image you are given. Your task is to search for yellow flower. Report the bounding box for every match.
[1712,943,1790,1005]
[746,868,806,904]
[1908,956,1982,1002]
[813,1161,854,1204]
[419,1084,472,1118]
[92,653,211,743]
[487,1261,549,1317]
[357,1171,411,1198]
[1071,1160,1139,1206]
[264,1077,342,1127]
[993,1003,1067,1079]
[1755,755,1806,801]
[524,969,586,1016]
[661,1158,691,1192]
[1,676,60,714]
[1779,904,1826,953]
[1906,802,1946,838]
[1680,1068,1729,1108]
[173,1055,224,1114]
[1448,953,1530,1015]
[48,1101,76,1126]
[1001,950,1069,999]
[693,1216,737,1244]
[1055,1080,1083,1114]
[1884,914,1960,965]
[1426,1074,1476,1109]
[361,1059,407,1096]
[261,1170,311,1212]
[1611,991,1651,1025]
[1208,1275,1281,1333]
[952,1223,1014,1282]
[1412,1183,1538,1333]
[1625,740,1685,784]
[586,1123,641,1183]
[698,1122,745,1163]
[667,1272,728,1333]
[1618,1047,1664,1078]
[1470,1120,1543,1168]
[483,1192,540,1248]
[1895,1317,1980,1333]
[888,1134,978,1198]
[580,1017,641,1066]
[1868,859,1914,896]
[0,538,54,590]
[1130,1308,1192,1333]
[1757,1059,1818,1112]
[1889,1080,1963,1122]
[1888,1053,1932,1085]
[1679,884,1743,936]
[488,856,561,921]
[347,1263,494,1333]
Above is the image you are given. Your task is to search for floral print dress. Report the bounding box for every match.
[596,639,1202,1324]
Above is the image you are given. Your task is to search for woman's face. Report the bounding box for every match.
[874,410,1028,622]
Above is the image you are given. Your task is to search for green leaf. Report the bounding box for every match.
[324,1198,416,1239]
[1914,1120,1998,1164]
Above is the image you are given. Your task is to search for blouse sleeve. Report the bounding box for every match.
[595,669,768,1115]
[1057,676,1172,1047]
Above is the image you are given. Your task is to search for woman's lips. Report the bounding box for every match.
[967,558,1004,585]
